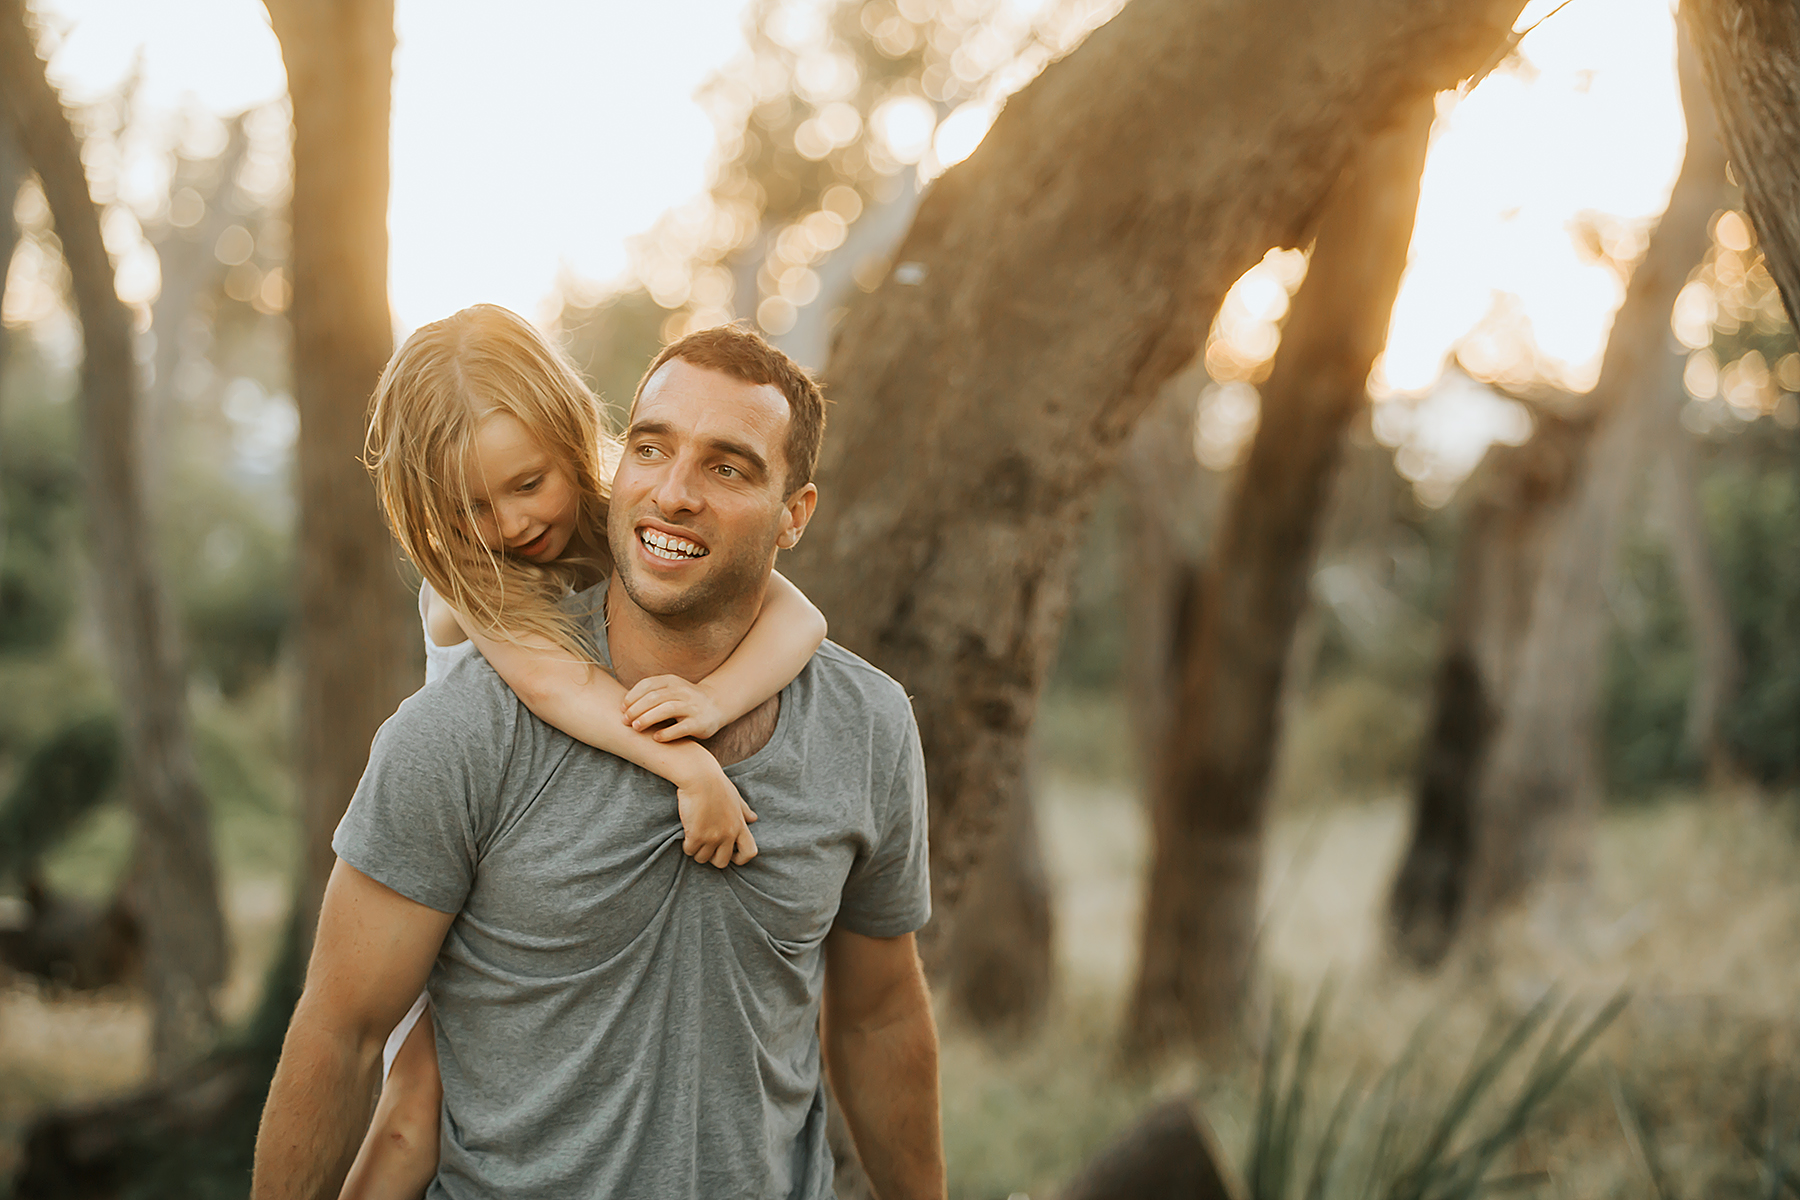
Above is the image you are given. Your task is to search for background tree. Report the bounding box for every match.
[260,0,416,937]
[1126,97,1437,1054]
[1387,33,1730,966]
[0,0,227,1075]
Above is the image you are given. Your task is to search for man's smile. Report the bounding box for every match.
[637,524,710,563]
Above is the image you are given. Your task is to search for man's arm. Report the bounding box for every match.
[251,860,455,1200]
[821,928,945,1200]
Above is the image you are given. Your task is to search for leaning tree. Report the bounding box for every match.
[785,0,1531,988]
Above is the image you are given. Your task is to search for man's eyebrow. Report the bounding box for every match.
[626,420,770,480]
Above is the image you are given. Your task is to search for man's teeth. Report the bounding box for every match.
[639,529,708,560]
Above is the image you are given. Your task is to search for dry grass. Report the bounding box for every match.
[932,776,1800,1200]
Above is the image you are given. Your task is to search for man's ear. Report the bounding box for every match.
[778,483,818,549]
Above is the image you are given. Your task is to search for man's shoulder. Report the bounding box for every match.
[381,653,521,756]
[802,641,916,730]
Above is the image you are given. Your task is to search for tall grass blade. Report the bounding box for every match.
[1390,991,1561,1200]
[1606,1063,1673,1200]
[1249,999,1289,1200]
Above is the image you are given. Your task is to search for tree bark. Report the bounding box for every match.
[0,113,27,570]
[939,763,1054,1035]
[0,0,227,1075]
[1388,34,1730,964]
[1683,0,1800,327]
[1125,98,1436,1055]
[786,0,1528,971]
[263,0,416,940]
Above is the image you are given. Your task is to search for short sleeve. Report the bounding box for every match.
[836,714,931,938]
[332,674,515,914]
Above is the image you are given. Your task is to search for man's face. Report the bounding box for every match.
[608,359,816,622]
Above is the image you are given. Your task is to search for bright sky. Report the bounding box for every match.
[26,0,1688,449]
[33,0,749,330]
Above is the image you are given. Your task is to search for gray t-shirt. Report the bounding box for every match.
[333,582,930,1200]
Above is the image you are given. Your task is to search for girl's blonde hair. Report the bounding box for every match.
[365,303,620,662]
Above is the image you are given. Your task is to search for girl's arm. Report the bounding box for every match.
[338,1011,440,1200]
[438,593,755,866]
[622,571,827,740]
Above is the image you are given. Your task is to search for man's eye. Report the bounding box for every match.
[716,464,738,479]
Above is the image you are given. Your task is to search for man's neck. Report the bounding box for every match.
[602,572,764,690]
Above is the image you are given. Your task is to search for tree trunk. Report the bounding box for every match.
[1388,34,1730,964]
[0,113,27,569]
[1125,98,1436,1055]
[1683,0,1800,327]
[1649,363,1743,782]
[263,0,416,940]
[786,0,1528,971]
[1118,365,1223,776]
[940,762,1054,1035]
[142,117,251,499]
[0,0,227,1075]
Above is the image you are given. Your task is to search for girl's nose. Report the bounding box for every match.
[497,502,531,541]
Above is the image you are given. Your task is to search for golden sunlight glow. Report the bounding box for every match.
[1378,0,1685,398]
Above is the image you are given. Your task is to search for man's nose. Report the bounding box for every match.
[648,456,704,516]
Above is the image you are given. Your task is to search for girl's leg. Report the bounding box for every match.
[338,1008,443,1200]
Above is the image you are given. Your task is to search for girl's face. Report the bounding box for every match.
[463,411,580,563]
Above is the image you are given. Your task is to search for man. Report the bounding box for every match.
[252,325,944,1199]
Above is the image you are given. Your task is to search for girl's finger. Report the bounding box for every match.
[732,830,758,864]
[630,701,693,731]
[738,800,758,823]
[622,691,673,722]
[654,716,707,741]
[707,840,734,869]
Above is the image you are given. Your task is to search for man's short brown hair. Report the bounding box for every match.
[632,324,826,495]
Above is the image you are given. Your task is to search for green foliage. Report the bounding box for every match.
[1710,438,1800,787]
[1049,485,1128,694]
[0,713,118,883]
[0,348,82,654]
[1246,988,1628,1200]
[161,465,294,697]
[1606,420,1800,794]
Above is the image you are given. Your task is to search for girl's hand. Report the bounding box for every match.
[675,762,759,869]
[624,674,728,741]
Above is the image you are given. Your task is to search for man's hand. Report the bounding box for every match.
[822,929,945,1200]
[251,861,454,1200]
[623,674,729,741]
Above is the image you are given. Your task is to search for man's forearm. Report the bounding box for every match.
[824,993,945,1200]
[251,999,384,1200]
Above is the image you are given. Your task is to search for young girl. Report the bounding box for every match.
[339,304,827,1199]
